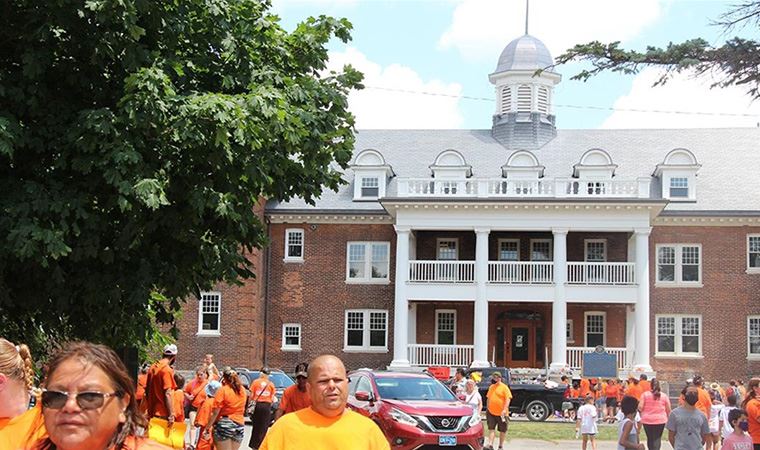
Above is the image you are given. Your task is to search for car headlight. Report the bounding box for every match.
[389,408,418,427]
[469,410,481,427]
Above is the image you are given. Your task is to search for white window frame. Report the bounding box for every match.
[584,311,606,347]
[498,238,520,261]
[353,170,386,201]
[530,239,553,261]
[343,309,388,353]
[345,242,391,284]
[284,228,305,262]
[281,323,302,351]
[584,239,607,262]
[747,235,760,274]
[669,177,689,198]
[749,316,760,359]
[655,314,702,358]
[567,319,575,344]
[655,244,703,287]
[436,238,459,261]
[435,309,457,345]
[359,176,380,199]
[197,291,221,336]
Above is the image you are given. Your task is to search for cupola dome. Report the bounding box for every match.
[495,34,555,73]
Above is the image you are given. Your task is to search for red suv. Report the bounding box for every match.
[347,369,483,450]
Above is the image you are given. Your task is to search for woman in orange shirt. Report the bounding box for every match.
[0,338,46,449]
[741,377,760,449]
[185,366,208,445]
[203,367,247,450]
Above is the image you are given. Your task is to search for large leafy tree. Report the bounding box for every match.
[0,0,362,353]
[555,1,760,99]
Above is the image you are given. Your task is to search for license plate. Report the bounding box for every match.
[438,435,457,446]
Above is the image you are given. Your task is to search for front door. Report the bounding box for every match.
[506,321,536,367]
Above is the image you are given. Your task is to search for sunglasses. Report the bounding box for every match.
[41,389,123,410]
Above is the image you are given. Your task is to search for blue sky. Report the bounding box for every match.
[272,0,760,129]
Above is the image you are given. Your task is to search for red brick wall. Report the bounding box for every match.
[415,303,474,345]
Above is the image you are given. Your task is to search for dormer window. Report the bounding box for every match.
[360,177,379,198]
[669,177,689,198]
[654,148,701,202]
[351,149,393,201]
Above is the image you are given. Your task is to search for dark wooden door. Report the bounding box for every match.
[506,320,535,367]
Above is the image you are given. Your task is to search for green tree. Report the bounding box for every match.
[554,1,760,99]
[0,0,362,355]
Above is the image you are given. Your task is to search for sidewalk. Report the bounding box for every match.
[503,439,620,449]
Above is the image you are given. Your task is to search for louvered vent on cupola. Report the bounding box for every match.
[500,86,512,114]
[516,85,531,112]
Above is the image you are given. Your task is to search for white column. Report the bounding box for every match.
[408,303,417,344]
[625,305,635,369]
[550,228,568,370]
[390,226,411,368]
[471,228,491,368]
[633,227,653,371]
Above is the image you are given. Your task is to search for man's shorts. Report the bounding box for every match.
[486,411,508,433]
[606,397,618,408]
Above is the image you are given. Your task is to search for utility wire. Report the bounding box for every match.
[364,85,760,118]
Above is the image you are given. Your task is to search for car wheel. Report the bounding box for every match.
[525,400,550,422]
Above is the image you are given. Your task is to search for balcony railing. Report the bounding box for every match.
[396,177,651,199]
[567,347,628,371]
[567,262,636,285]
[488,261,554,284]
[409,261,475,283]
[408,344,475,367]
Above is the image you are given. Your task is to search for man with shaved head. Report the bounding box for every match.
[260,355,390,450]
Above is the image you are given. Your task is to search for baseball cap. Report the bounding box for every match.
[295,370,308,378]
[205,380,221,397]
[491,371,502,379]
[163,344,178,356]
[261,367,271,375]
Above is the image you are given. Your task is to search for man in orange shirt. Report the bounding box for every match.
[485,371,512,450]
[275,368,311,420]
[579,377,591,398]
[249,367,276,449]
[625,377,642,401]
[638,374,651,394]
[143,344,178,426]
[693,375,712,421]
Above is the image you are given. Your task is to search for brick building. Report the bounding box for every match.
[175,33,760,383]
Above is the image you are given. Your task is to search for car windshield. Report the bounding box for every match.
[375,377,457,401]
[248,372,294,389]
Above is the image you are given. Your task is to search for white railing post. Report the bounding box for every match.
[637,177,651,199]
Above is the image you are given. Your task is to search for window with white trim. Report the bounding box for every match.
[498,239,520,261]
[669,177,689,198]
[656,315,701,356]
[437,239,459,260]
[656,244,701,285]
[584,240,607,262]
[198,292,221,335]
[436,310,456,345]
[346,242,390,283]
[567,319,574,343]
[748,235,760,272]
[344,310,388,351]
[284,229,304,261]
[282,324,301,350]
[585,312,605,347]
[749,317,760,357]
[530,239,552,261]
[360,177,379,198]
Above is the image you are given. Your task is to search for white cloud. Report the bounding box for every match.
[439,0,664,63]
[601,68,760,128]
[327,47,464,129]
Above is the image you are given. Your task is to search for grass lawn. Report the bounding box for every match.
[497,421,666,442]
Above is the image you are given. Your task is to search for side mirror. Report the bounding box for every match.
[355,391,373,402]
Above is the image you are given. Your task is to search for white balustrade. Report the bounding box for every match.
[408,344,475,367]
[488,261,554,284]
[567,262,636,285]
[402,178,478,197]
[409,261,475,283]
[485,179,554,197]
[566,347,628,371]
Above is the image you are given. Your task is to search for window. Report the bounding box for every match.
[669,177,689,198]
[517,85,531,112]
[656,315,701,356]
[344,310,388,351]
[530,239,552,261]
[585,312,605,347]
[436,310,456,345]
[197,292,221,335]
[282,324,301,350]
[500,86,512,113]
[437,239,459,260]
[498,239,520,261]
[748,235,760,272]
[284,229,304,261]
[656,244,702,285]
[360,177,379,198]
[584,240,607,262]
[567,319,574,343]
[749,317,760,358]
[346,242,390,283]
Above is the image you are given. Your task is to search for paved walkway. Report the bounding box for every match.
[499,439,620,449]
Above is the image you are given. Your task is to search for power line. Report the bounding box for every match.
[363,85,760,118]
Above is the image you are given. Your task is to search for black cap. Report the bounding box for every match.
[261,367,271,375]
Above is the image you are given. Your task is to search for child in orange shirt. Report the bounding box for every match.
[194,381,221,450]
[173,373,186,422]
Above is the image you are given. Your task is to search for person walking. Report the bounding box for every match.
[639,378,671,450]
[464,379,483,413]
[709,389,726,450]
[668,387,711,450]
[639,375,651,394]
[484,371,512,450]
[0,338,46,449]
[185,366,208,446]
[694,375,713,422]
[193,380,221,450]
[203,367,247,450]
[741,378,760,450]
[275,366,311,420]
[576,394,598,450]
[259,354,390,450]
[605,379,620,423]
[721,408,753,450]
[248,367,276,449]
[617,396,643,450]
[143,344,178,427]
[172,373,186,423]
[721,394,740,443]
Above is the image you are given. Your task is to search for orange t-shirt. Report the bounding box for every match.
[639,380,651,393]
[280,384,312,415]
[579,379,591,397]
[626,383,642,401]
[746,397,760,444]
[569,388,579,398]
[250,377,276,404]
[120,435,173,449]
[486,382,513,416]
[605,384,619,398]
[214,384,247,425]
[136,373,148,402]
[696,387,711,421]
[172,390,185,422]
[0,403,47,449]
[185,379,208,409]
[145,360,176,418]
[194,398,215,450]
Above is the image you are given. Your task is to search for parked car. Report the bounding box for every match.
[347,369,483,450]
[461,367,575,422]
[235,368,295,419]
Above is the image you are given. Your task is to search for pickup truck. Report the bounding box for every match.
[457,367,577,422]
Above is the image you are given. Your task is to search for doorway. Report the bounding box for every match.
[496,311,544,368]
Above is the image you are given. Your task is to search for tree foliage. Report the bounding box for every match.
[0,0,362,354]
[554,1,760,99]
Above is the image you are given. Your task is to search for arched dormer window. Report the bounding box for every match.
[501,150,544,179]
[429,149,471,179]
[500,86,512,114]
[573,148,617,179]
[516,85,532,112]
[654,148,701,201]
[351,149,394,201]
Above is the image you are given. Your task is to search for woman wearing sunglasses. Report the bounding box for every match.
[0,338,46,448]
[36,341,170,450]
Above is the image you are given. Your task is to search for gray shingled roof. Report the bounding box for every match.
[266,127,760,214]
